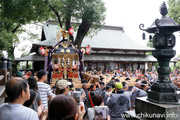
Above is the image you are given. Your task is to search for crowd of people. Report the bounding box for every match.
[0,68,179,120]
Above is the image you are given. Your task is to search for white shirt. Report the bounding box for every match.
[0,103,38,120]
[88,108,94,120]
[37,82,52,110]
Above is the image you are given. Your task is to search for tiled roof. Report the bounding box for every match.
[15,54,45,61]
[30,23,153,53]
[82,28,153,51]
[84,54,157,62]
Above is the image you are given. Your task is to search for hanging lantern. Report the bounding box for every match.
[69,28,74,35]
[81,48,86,55]
[149,35,152,42]
[142,32,146,40]
[38,47,45,56]
[86,45,91,55]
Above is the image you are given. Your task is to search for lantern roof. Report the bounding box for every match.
[140,2,180,34]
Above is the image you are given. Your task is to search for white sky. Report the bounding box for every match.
[104,0,180,56]
[15,0,180,58]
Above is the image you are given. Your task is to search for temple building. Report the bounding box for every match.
[15,21,158,72]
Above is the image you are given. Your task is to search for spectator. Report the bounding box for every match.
[87,94,105,120]
[27,76,42,112]
[24,89,36,108]
[14,71,23,77]
[44,95,85,120]
[55,79,71,95]
[0,77,38,120]
[37,69,52,110]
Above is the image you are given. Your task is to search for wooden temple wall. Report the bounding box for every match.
[84,61,151,72]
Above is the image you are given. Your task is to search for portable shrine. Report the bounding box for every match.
[48,39,82,83]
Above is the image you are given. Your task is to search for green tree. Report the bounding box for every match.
[0,0,54,59]
[168,0,180,24]
[0,0,106,72]
[56,0,106,48]
[0,0,56,73]
[168,0,180,70]
[174,54,180,69]
[1,0,106,56]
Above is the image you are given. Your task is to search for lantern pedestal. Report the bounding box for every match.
[147,90,179,104]
[147,49,179,104]
[124,97,180,120]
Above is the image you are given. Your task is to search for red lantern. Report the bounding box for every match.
[86,45,91,55]
[38,47,45,56]
[69,28,74,35]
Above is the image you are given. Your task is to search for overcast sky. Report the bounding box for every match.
[104,0,180,56]
[15,0,180,58]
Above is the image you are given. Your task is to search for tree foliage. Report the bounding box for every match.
[0,0,55,59]
[0,0,106,59]
[168,0,180,24]
[56,0,106,48]
[168,0,180,69]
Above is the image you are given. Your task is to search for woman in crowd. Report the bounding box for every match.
[24,89,36,108]
[88,94,108,120]
[27,76,42,111]
[42,94,85,120]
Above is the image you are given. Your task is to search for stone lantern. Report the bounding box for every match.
[139,2,180,104]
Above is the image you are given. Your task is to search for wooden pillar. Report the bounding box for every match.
[32,62,34,72]
[118,62,120,70]
[124,63,127,71]
[26,61,29,70]
[138,62,140,70]
[104,62,106,71]
[174,62,177,69]
[7,58,12,80]
[131,62,133,71]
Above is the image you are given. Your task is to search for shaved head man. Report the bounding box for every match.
[0,77,38,120]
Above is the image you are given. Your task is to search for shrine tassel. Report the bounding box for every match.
[45,55,48,71]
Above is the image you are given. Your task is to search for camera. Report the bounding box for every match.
[94,106,108,120]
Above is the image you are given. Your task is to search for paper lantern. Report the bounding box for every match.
[69,28,74,35]
[86,45,91,55]
[38,47,45,56]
